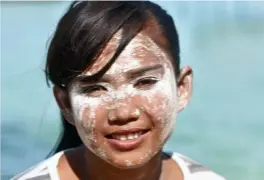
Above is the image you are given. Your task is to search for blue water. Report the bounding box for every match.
[1,2,264,180]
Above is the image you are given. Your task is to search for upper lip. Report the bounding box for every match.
[105,128,150,137]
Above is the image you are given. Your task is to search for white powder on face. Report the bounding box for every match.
[127,35,178,145]
[84,30,143,77]
[95,147,107,160]
[68,32,178,167]
[125,160,133,167]
[69,88,101,157]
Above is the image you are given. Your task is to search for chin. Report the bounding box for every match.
[105,151,154,169]
[104,142,164,170]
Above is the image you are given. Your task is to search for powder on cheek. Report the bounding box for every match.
[132,35,178,145]
[69,84,140,163]
[70,88,110,160]
[139,65,178,144]
[142,36,178,143]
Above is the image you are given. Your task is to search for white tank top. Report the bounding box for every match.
[12,151,226,180]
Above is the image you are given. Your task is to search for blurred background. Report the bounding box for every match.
[1,1,264,179]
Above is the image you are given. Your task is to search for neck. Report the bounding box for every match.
[81,146,163,180]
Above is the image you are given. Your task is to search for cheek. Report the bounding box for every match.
[73,103,98,147]
[77,99,106,137]
[139,83,178,141]
[73,98,110,160]
[71,96,107,146]
[140,91,175,123]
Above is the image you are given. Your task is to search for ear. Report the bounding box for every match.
[53,86,75,126]
[177,66,193,112]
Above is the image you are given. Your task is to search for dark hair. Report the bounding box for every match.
[45,1,180,154]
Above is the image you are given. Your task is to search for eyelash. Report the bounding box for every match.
[80,77,159,96]
[80,85,107,96]
[134,77,158,89]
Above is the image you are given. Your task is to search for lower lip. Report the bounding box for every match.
[107,132,148,151]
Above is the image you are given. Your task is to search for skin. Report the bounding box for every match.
[54,25,193,180]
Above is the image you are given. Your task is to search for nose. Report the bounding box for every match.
[108,103,140,125]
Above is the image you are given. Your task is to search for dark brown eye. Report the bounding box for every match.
[134,77,158,90]
[81,85,107,97]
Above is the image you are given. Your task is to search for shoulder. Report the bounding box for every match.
[167,152,226,180]
[11,160,51,180]
[11,151,64,180]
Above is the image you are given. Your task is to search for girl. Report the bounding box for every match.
[13,1,225,180]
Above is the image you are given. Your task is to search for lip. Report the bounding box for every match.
[106,129,149,151]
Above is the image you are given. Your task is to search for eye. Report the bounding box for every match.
[134,77,158,90]
[81,85,107,97]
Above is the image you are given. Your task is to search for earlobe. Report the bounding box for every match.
[53,86,75,126]
[177,66,193,112]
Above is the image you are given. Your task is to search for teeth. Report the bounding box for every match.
[112,132,142,141]
[128,134,134,140]
[120,135,126,141]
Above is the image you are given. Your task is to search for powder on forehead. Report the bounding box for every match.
[83,31,169,77]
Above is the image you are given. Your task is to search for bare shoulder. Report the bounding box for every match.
[170,152,226,180]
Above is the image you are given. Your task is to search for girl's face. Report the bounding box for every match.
[65,32,184,168]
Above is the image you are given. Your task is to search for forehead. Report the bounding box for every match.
[84,31,171,76]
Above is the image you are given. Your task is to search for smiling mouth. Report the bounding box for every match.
[106,130,149,140]
[105,129,150,151]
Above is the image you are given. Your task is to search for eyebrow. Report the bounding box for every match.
[74,64,164,84]
[126,63,164,79]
